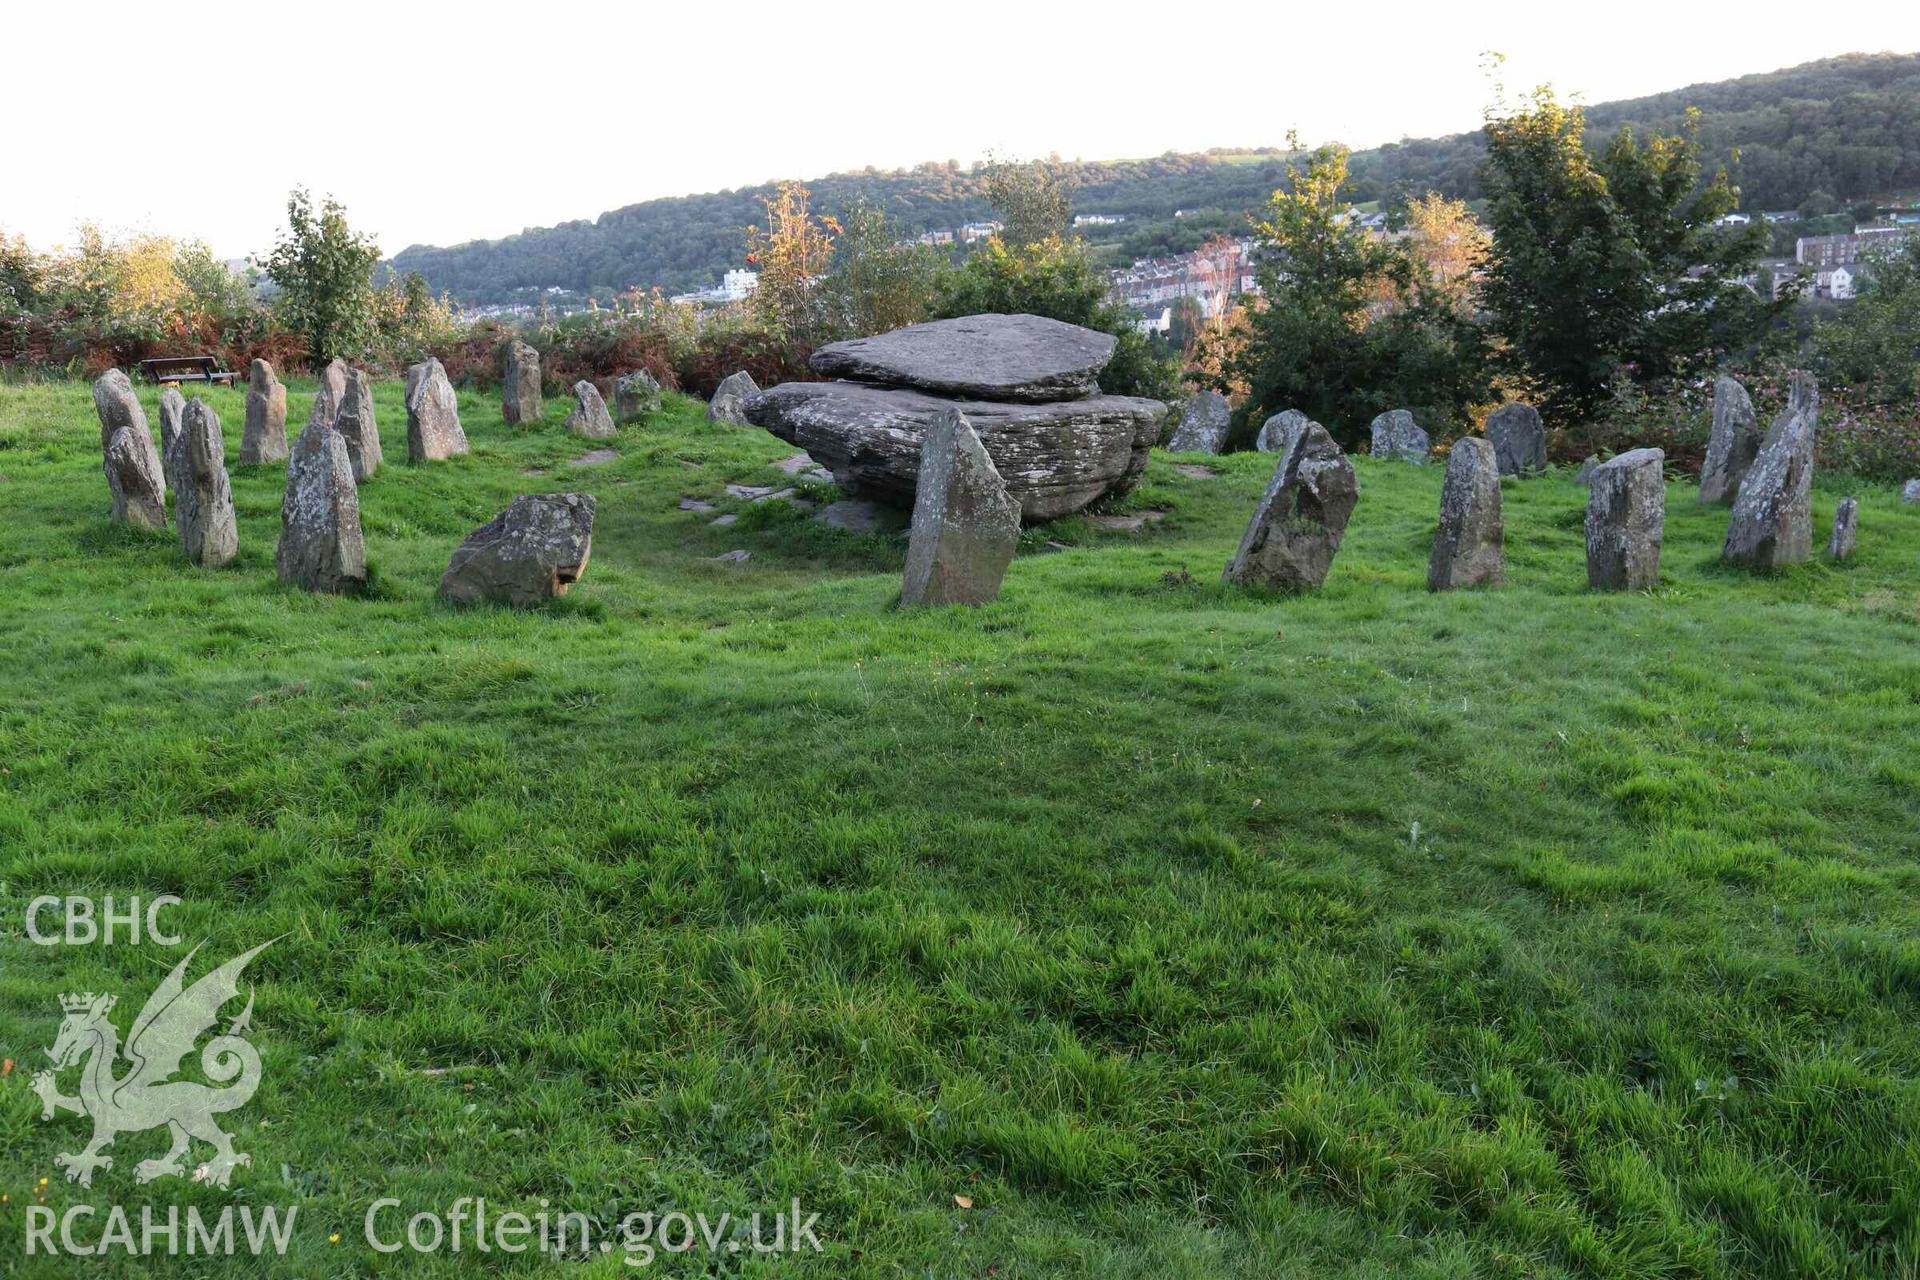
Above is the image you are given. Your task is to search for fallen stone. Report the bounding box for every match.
[815,499,889,533]
[171,398,238,568]
[776,452,818,475]
[752,487,796,504]
[1699,374,1761,504]
[708,370,759,425]
[726,483,778,500]
[503,341,542,425]
[440,493,595,606]
[104,426,168,530]
[809,313,1116,403]
[615,370,662,423]
[713,548,750,563]
[1428,437,1503,590]
[1723,372,1817,569]
[1256,409,1309,453]
[902,407,1022,605]
[1168,390,1230,454]
[564,380,616,439]
[1585,447,1665,590]
[1828,497,1858,561]
[277,407,366,594]
[1485,402,1546,476]
[745,380,1166,520]
[1172,462,1218,478]
[679,497,715,512]
[242,359,289,464]
[336,366,383,481]
[405,358,469,462]
[1369,409,1430,463]
[570,449,618,467]
[1222,416,1357,589]
[709,514,738,527]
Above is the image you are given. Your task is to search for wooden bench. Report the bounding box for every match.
[138,355,239,386]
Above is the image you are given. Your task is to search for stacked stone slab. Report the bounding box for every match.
[277,396,366,594]
[1698,375,1760,504]
[1723,372,1817,569]
[93,369,168,530]
[405,358,469,462]
[1485,402,1545,476]
[1828,497,1858,561]
[746,314,1167,521]
[503,341,542,425]
[565,380,616,439]
[440,493,596,606]
[1585,448,1665,590]
[709,371,758,425]
[1168,390,1230,454]
[1256,409,1307,453]
[616,371,662,423]
[1369,409,1431,463]
[171,398,238,568]
[901,408,1021,606]
[1222,414,1357,589]
[241,359,289,464]
[336,367,382,481]
[1428,437,1503,590]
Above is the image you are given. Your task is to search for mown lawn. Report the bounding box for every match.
[1,375,1918,1278]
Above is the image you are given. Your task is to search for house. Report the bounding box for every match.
[669,268,760,306]
[1714,212,1753,227]
[1134,306,1172,335]
[1761,211,1799,224]
[1073,214,1125,227]
[1796,226,1909,269]
[1817,266,1856,300]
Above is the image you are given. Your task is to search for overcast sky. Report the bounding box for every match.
[10,3,1918,262]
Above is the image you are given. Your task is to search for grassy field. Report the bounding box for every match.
[1,374,1918,1278]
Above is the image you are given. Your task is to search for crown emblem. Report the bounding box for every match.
[60,992,116,1015]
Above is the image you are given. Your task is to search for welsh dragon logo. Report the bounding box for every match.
[31,940,273,1189]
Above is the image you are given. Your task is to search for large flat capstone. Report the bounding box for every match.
[808,314,1118,403]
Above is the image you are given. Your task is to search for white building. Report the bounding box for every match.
[1134,306,1172,335]
[670,269,760,306]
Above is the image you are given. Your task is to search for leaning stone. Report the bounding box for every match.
[1723,372,1817,569]
[171,398,237,568]
[1485,402,1545,476]
[336,367,383,481]
[1902,479,1920,504]
[1167,390,1230,454]
[405,358,469,462]
[1828,497,1858,561]
[901,408,1022,606]
[1222,416,1357,589]
[92,368,149,450]
[615,371,662,423]
[1256,409,1309,453]
[809,313,1116,402]
[104,427,168,530]
[440,493,596,606]
[1585,448,1665,590]
[276,410,366,593]
[158,386,186,460]
[1428,437,1503,590]
[709,370,759,425]
[503,341,542,425]
[1369,409,1430,463]
[1699,374,1761,504]
[241,359,289,464]
[564,380,616,439]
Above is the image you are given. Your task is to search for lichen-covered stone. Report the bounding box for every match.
[503,341,542,425]
[104,427,168,530]
[1585,447,1665,590]
[405,358,469,462]
[157,386,186,461]
[1222,416,1357,589]
[171,398,237,567]
[1428,437,1503,590]
[241,359,289,464]
[901,409,1021,606]
[276,409,366,594]
[615,371,662,423]
[708,370,759,425]
[1485,401,1546,476]
[1369,409,1431,463]
[1167,390,1230,454]
[439,493,596,606]
[1256,409,1308,453]
[565,380,616,439]
[336,367,383,481]
[1699,374,1760,504]
[1723,372,1817,569]
[1828,496,1858,561]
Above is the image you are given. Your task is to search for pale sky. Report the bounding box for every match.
[10,2,1919,261]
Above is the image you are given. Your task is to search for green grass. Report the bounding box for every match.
[2,376,1919,1277]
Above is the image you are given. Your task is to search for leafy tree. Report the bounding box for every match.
[822,200,948,338]
[173,241,260,321]
[1479,89,1774,420]
[1816,234,1920,404]
[744,181,838,348]
[263,189,382,367]
[1223,141,1489,447]
[984,158,1074,249]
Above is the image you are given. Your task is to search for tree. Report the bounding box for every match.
[983,158,1074,250]
[1479,89,1774,420]
[744,181,838,347]
[1816,233,1920,404]
[1223,141,1488,447]
[263,189,382,367]
[822,199,948,338]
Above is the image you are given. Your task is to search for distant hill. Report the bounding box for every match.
[392,52,1920,305]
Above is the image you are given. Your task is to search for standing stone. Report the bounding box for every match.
[439,493,596,606]
[708,370,759,425]
[1902,479,1920,504]
[405,358,469,462]
[311,358,349,428]
[1168,390,1230,454]
[1256,409,1308,453]
[1428,437,1503,591]
[1723,372,1817,569]
[503,341,542,425]
[93,369,166,528]
[241,359,289,464]
[1485,402,1546,476]
[900,408,1021,606]
[276,409,366,594]
[615,371,663,423]
[1585,447,1666,591]
[1368,409,1430,463]
[1828,497,1858,561]
[171,398,238,568]
[158,386,186,459]
[1698,374,1761,504]
[564,380,616,439]
[1575,455,1601,487]
[1222,416,1358,590]
[335,367,383,482]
